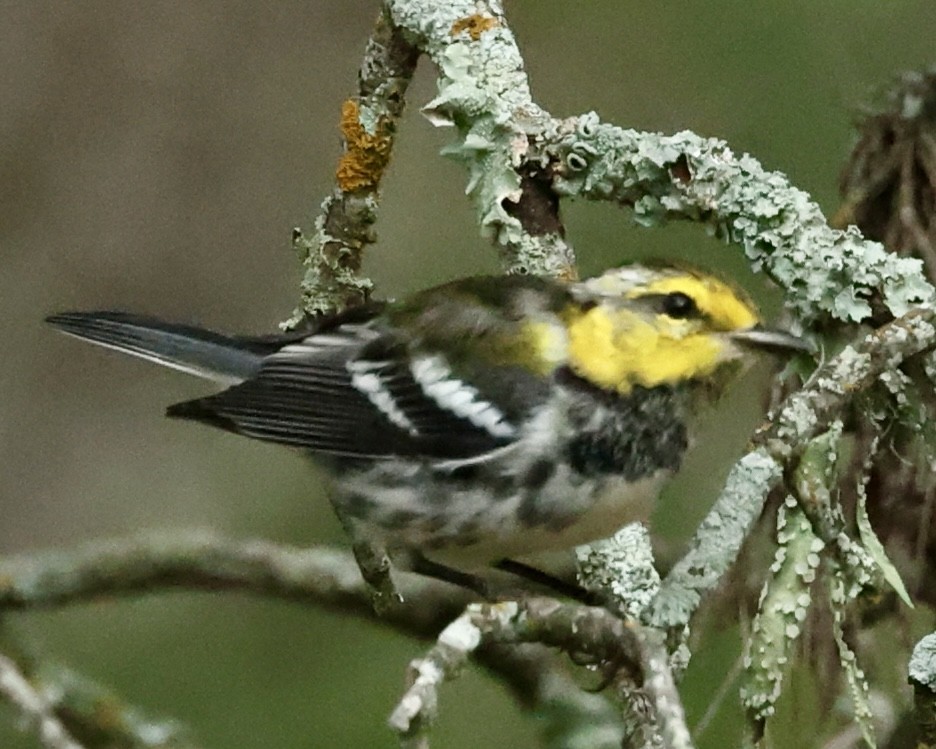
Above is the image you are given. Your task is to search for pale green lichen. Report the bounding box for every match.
[909,634,936,691]
[387,1,567,275]
[387,0,575,277]
[287,192,377,324]
[577,523,660,621]
[829,574,876,748]
[547,114,936,325]
[740,497,821,722]
[648,449,782,629]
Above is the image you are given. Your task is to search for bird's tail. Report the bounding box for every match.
[45,311,267,384]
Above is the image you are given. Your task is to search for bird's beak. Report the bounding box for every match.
[729,325,813,354]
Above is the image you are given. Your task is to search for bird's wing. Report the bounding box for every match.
[167,321,535,461]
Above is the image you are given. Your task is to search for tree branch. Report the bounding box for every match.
[648,308,936,629]
[387,598,688,748]
[386,0,575,278]
[543,118,935,323]
[290,6,420,321]
[0,531,466,636]
[0,651,84,749]
[0,532,624,747]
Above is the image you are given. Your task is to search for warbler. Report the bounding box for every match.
[47,264,806,598]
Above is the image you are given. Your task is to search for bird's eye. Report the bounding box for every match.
[661,291,698,319]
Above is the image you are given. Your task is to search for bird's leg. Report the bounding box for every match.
[410,554,491,599]
[350,539,402,612]
[494,559,601,605]
[410,556,601,604]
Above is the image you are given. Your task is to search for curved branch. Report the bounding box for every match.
[0,531,465,637]
[387,0,575,277]
[544,118,935,324]
[0,532,624,746]
[388,598,683,748]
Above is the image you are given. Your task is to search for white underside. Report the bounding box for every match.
[427,472,666,568]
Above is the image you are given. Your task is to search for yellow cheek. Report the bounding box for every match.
[566,310,727,393]
[621,324,724,388]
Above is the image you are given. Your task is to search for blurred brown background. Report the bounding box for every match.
[3,2,936,747]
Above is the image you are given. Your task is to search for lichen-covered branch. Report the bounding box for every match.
[387,0,575,278]
[577,523,661,620]
[910,633,936,748]
[387,598,690,749]
[0,532,624,747]
[648,308,936,629]
[290,6,420,321]
[544,117,935,324]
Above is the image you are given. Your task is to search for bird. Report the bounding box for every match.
[46,263,808,602]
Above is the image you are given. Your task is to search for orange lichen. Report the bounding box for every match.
[557,264,579,282]
[335,99,393,192]
[450,14,498,41]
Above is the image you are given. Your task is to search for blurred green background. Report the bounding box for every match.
[3,2,936,747]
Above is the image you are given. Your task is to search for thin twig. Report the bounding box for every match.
[0,651,84,749]
[291,6,420,320]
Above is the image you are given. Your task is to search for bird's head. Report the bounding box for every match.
[562,264,809,395]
